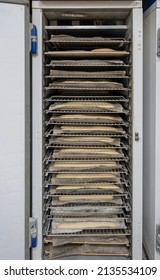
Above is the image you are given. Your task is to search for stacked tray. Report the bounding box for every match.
[43,31,132,259]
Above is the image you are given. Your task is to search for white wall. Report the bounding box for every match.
[0,3,25,259]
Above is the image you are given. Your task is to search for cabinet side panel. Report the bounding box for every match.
[132,8,143,260]
[143,9,156,260]
[155,8,160,260]
[32,8,43,260]
[0,3,25,260]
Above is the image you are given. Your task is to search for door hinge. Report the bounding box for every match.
[31,24,37,55]
[156,225,160,253]
[29,217,38,248]
[135,132,140,142]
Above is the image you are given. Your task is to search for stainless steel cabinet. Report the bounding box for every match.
[32,0,143,260]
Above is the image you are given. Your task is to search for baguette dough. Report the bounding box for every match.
[50,101,122,110]
[63,48,115,53]
[57,148,120,155]
[91,48,115,52]
[50,59,125,66]
[63,80,111,84]
[53,114,122,121]
[50,70,126,77]
[49,80,123,89]
[47,236,129,246]
[58,195,113,201]
[62,80,120,85]
[52,161,118,168]
[51,35,124,42]
[57,221,116,229]
[50,136,117,144]
[55,173,119,179]
[45,50,129,58]
[55,185,120,191]
[60,125,123,132]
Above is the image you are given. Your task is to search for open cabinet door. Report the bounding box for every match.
[144,1,160,260]
[0,0,30,259]
[143,1,160,260]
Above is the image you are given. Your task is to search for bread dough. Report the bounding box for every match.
[53,114,122,121]
[57,221,116,229]
[91,48,115,52]
[56,173,119,179]
[50,70,126,78]
[58,195,113,201]
[50,80,123,89]
[62,80,111,84]
[57,148,121,155]
[62,80,120,85]
[50,59,125,66]
[50,136,117,144]
[51,35,125,42]
[60,125,123,132]
[50,101,122,110]
[55,184,121,191]
[45,50,129,58]
[52,161,118,168]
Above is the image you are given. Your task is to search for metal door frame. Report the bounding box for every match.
[32,0,143,260]
[143,1,160,260]
[24,1,31,260]
[0,0,30,260]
